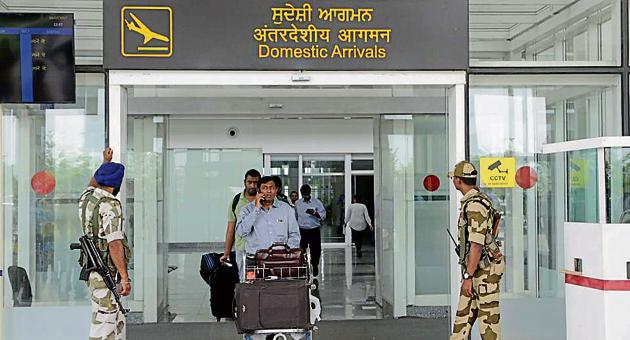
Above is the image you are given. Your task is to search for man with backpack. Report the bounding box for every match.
[221,169,261,280]
[448,161,504,340]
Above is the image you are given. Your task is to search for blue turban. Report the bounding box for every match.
[94,162,125,189]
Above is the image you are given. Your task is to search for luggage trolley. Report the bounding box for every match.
[236,246,320,340]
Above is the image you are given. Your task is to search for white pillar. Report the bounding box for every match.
[448,83,466,325]
[108,84,130,336]
[373,118,382,307]
[108,85,127,164]
[344,154,352,288]
[391,117,412,318]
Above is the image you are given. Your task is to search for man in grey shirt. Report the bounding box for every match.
[236,176,301,269]
[295,184,326,277]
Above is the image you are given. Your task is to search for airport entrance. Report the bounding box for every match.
[108,71,466,324]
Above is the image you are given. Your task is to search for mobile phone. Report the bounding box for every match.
[257,188,266,205]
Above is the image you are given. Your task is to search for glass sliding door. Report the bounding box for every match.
[269,156,299,197]
[269,154,350,245]
[302,156,346,244]
[376,112,450,316]
[412,114,450,306]
[2,73,105,339]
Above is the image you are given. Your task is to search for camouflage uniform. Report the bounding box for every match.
[78,187,127,340]
[450,187,504,340]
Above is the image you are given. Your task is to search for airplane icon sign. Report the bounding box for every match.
[121,6,172,57]
[125,12,169,45]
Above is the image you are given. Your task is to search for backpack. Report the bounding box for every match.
[459,191,503,269]
[232,193,241,218]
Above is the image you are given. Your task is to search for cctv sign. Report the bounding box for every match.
[480,157,516,188]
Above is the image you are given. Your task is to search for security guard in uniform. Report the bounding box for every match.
[78,148,131,340]
[448,161,504,340]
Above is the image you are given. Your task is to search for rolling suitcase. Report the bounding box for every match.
[200,252,239,321]
[234,279,310,333]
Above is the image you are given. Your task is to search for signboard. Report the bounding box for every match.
[480,157,516,188]
[569,159,586,189]
[104,0,468,70]
[121,6,172,57]
[0,13,75,103]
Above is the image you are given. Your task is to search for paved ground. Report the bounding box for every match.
[129,318,449,340]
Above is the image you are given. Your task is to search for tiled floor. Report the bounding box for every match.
[129,318,449,340]
[166,243,380,322]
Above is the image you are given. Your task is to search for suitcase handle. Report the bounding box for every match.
[268,242,290,252]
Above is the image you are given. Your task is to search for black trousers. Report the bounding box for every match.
[351,228,366,252]
[299,227,321,269]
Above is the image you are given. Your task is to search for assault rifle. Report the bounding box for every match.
[446,228,460,255]
[70,236,129,315]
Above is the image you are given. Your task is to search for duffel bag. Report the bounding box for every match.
[254,243,305,278]
[234,279,310,333]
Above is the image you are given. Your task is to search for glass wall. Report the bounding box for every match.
[166,149,262,243]
[469,74,622,339]
[2,73,104,338]
[567,149,599,223]
[126,115,167,321]
[605,148,630,223]
[470,0,621,66]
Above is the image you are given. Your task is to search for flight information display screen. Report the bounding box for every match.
[0,13,75,103]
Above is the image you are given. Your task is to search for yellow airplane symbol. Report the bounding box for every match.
[124,12,169,45]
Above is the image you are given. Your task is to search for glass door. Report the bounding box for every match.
[376,112,451,316]
[268,154,350,245]
[302,156,346,244]
[269,156,299,198]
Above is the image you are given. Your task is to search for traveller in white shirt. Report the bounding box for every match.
[345,195,373,258]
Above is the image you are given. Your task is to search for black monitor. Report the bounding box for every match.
[0,13,75,104]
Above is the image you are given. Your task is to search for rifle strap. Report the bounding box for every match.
[459,193,493,264]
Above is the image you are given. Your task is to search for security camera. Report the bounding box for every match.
[227,127,239,138]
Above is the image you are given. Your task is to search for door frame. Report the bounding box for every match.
[107,70,467,321]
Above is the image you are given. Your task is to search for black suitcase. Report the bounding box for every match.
[234,280,310,333]
[200,252,239,321]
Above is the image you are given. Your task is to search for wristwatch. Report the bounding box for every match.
[463,272,472,280]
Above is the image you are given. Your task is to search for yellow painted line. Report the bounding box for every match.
[138,46,169,51]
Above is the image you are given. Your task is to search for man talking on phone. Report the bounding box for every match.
[236,176,301,280]
[295,184,326,277]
